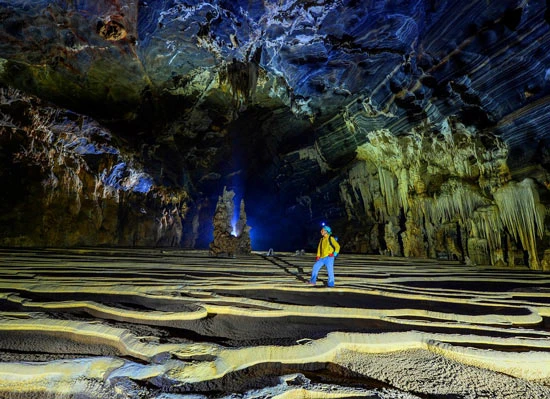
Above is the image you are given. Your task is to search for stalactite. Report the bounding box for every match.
[42,171,59,205]
[65,169,83,215]
[471,205,504,266]
[345,118,542,269]
[156,206,182,247]
[493,179,545,270]
[221,52,261,110]
[339,184,355,221]
[379,167,400,218]
[346,162,374,215]
[433,180,490,225]
[409,196,431,226]
[408,163,427,195]
[398,168,409,213]
[428,123,482,179]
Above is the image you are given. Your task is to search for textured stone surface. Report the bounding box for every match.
[0,88,188,247]
[209,187,251,256]
[1,1,550,268]
[1,249,550,398]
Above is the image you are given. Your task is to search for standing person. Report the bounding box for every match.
[308,225,340,287]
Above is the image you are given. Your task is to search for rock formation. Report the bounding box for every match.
[0,88,188,247]
[1,248,550,398]
[1,1,550,269]
[209,187,251,256]
[235,198,252,254]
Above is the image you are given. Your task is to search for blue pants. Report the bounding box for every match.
[310,256,335,287]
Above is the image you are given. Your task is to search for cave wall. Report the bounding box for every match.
[0,88,187,247]
[1,1,550,269]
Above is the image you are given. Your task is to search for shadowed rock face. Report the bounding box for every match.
[1,1,550,268]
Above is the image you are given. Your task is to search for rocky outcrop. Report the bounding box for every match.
[209,187,251,256]
[338,123,546,269]
[0,88,187,247]
[1,1,550,268]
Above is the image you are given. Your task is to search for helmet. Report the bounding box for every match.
[322,225,332,234]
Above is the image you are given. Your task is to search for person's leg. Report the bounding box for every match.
[326,257,335,287]
[309,258,324,284]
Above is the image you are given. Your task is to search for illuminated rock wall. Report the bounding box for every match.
[1,1,550,268]
[336,123,547,270]
[0,89,188,247]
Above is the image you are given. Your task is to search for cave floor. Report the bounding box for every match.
[0,248,549,398]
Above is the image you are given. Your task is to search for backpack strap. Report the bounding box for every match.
[329,235,336,252]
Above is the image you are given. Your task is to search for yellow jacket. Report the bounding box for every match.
[317,235,340,258]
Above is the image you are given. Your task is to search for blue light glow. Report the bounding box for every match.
[133,176,154,193]
[63,137,119,155]
[230,191,242,236]
[102,162,154,194]
[103,162,126,189]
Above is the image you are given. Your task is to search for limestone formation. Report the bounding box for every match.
[209,187,251,256]
[1,1,550,268]
[235,198,252,254]
[340,123,549,269]
[3,1,550,396]
[0,248,550,398]
[0,88,188,247]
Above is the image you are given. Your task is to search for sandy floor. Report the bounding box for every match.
[0,248,549,398]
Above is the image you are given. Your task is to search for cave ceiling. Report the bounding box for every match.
[1,0,550,265]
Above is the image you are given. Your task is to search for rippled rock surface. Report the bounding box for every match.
[1,249,550,398]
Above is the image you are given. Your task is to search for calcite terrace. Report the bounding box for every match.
[1,249,550,398]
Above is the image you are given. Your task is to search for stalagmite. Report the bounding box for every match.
[398,168,410,213]
[210,187,237,256]
[236,199,252,254]
[210,187,252,256]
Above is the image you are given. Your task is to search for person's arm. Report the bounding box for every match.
[331,236,341,256]
[316,239,322,260]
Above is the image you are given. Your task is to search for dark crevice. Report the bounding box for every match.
[501,7,523,31]
[163,361,398,396]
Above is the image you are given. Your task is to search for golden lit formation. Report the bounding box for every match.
[0,248,549,397]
